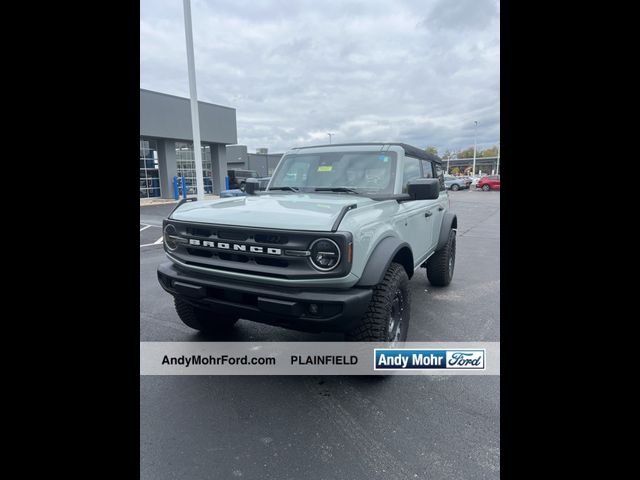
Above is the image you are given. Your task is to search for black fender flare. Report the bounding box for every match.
[356,236,414,287]
[435,213,458,251]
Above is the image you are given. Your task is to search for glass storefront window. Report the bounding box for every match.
[140,138,160,198]
[175,142,213,195]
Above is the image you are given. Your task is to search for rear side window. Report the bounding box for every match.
[435,163,445,191]
[421,160,434,178]
[402,157,422,193]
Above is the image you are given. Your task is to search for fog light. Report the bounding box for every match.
[309,304,319,314]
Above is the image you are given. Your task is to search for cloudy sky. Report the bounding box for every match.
[140,0,499,154]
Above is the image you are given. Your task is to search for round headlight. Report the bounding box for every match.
[309,238,341,271]
[163,224,178,251]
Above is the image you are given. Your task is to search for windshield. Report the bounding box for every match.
[268,151,397,194]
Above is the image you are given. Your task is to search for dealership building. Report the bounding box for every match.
[139,89,238,198]
[226,145,284,177]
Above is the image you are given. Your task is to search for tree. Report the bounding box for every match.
[457,147,475,159]
[424,145,439,156]
[451,167,460,175]
[456,145,498,158]
[480,146,498,157]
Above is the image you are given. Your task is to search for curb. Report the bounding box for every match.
[140,195,220,207]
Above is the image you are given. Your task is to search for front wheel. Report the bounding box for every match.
[174,297,238,333]
[345,262,410,342]
[426,229,456,286]
[451,184,460,191]
[482,184,490,191]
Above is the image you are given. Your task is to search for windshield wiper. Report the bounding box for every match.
[269,186,299,192]
[314,187,360,194]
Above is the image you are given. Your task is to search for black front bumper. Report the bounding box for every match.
[157,262,372,333]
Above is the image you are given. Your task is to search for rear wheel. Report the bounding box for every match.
[451,184,460,191]
[482,184,490,191]
[426,229,456,286]
[345,262,410,343]
[174,297,238,333]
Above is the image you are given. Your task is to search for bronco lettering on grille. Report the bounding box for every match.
[188,238,282,255]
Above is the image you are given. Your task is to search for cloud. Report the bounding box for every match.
[140,0,499,153]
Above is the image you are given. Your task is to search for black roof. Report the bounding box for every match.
[291,143,442,164]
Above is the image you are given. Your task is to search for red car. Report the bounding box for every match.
[477,175,500,191]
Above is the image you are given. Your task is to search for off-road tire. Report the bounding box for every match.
[482,184,490,191]
[345,262,410,342]
[426,229,456,286]
[451,184,460,191]
[174,297,238,333]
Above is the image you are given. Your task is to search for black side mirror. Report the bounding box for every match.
[244,178,260,195]
[407,178,440,200]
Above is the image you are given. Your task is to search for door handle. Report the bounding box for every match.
[425,211,433,217]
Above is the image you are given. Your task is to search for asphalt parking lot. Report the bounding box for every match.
[140,189,500,479]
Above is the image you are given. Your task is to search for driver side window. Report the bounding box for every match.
[402,157,421,193]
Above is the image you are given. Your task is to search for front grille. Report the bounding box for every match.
[187,248,214,258]
[187,226,212,237]
[218,252,250,263]
[218,230,249,241]
[254,233,288,244]
[166,220,352,280]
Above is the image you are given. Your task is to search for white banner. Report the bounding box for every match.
[140,342,500,375]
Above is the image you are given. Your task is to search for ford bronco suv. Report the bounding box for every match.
[157,143,457,342]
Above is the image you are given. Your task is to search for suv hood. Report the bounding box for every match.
[170,193,376,231]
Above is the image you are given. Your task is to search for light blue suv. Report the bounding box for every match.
[158,143,458,342]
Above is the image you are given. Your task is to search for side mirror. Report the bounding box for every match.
[407,178,440,200]
[244,178,260,195]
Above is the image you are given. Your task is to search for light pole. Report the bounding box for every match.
[472,121,478,176]
[183,0,205,200]
[327,133,334,144]
[496,141,500,175]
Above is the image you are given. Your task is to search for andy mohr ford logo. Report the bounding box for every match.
[374,349,485,370]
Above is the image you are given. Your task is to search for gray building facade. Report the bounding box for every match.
[140,89,238,198]
[226,145,283,177]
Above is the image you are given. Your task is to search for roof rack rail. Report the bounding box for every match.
[290,142,442,164]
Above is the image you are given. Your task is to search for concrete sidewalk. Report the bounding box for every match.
[140,194,220,207]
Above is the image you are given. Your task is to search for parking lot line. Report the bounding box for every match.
[140,225,152,232]
[140,238,163,248]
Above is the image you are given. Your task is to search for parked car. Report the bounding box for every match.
[476,175,500,191]
[444,175,469,191]
[459,176,473,188]
[227,169,259,191]
[467,175,485,187]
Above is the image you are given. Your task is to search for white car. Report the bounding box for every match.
[469,175,486,187]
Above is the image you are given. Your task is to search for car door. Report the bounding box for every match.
[395,156,435,265]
